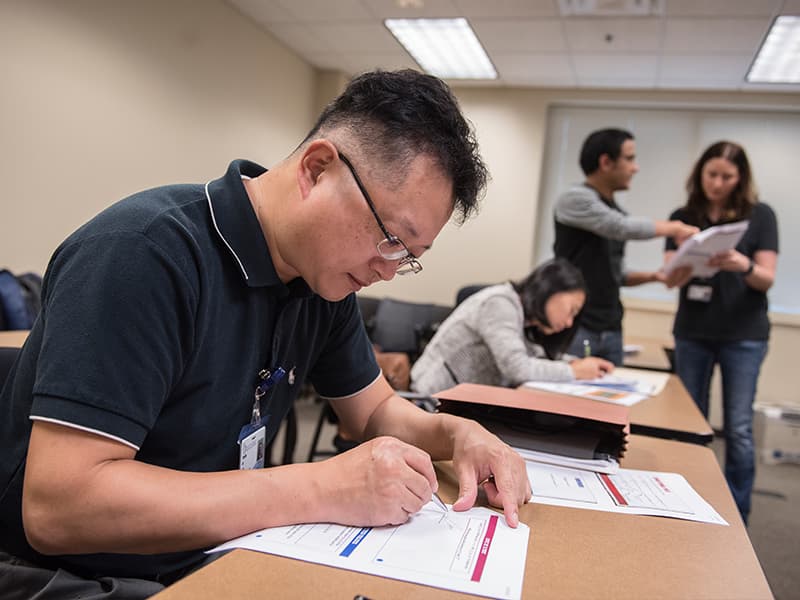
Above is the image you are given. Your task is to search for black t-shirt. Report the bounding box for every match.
[665,202,779,341]
[553,193,626,332]
[0,160,379,581]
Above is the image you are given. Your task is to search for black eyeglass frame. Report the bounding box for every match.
[338,151,423,276]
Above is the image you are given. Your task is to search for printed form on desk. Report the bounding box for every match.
[208,501,529,600]
[526,461,728,525]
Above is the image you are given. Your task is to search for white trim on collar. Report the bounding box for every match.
[205,180,249,281]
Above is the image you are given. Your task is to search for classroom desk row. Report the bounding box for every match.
[154,433,771,600]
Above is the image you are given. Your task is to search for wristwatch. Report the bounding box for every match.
[744,259,755,276]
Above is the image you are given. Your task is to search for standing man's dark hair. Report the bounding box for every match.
[304,69,488,224]
[579,128,634,176]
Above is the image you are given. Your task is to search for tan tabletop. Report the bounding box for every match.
[153,435,771,600]
[0,330,29,347]
[623,336,673,372]
[628,372,714,444]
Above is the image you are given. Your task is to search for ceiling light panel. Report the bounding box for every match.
[747,15,800,83]
[384,18,497,79]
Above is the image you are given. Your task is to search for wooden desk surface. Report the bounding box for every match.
[623,336,672,372]
[0,330,29,347]
[154,435,771,600]
[628,373,714,444]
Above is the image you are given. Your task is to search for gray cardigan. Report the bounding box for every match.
[410,283,575,395]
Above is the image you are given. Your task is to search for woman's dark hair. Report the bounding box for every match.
[511,258,586,359]
[684,140,757,224]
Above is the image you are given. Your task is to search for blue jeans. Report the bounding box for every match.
[674,337,768,524]
[567,326,623,366]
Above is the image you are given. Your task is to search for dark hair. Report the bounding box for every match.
[302,69,488,224]
[511,258,586,359]
[579,128,634,176]
[684,141,757,223]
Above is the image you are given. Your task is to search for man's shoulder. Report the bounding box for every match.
[555,183,598,205]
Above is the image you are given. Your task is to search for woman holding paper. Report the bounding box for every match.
[410,258,614,395]
[664,140,779,524]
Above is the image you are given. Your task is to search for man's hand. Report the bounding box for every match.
[669,221,700,245]
[448,422,531,528]
[655,265,693,288]
[570,356,614,379]
[316,436,439,527]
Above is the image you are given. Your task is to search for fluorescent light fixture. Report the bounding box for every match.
[747,15,800,83]
[384,18,497,80]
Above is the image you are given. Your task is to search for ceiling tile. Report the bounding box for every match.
[663,18,771,53]
[659,54,752,82]
[473,19,566,53]
[264,22,334,55]
[492,53,575,85]
[275,0,372,22]
[305,22,401,54]
[573,53,659,80]
[564,18,663,52]
[226,0,295,24]
[359,0,461,19]
[665,0,781,17]
[453,0,560,19]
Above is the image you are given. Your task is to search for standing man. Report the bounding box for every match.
[553,128,697,365]
[0,69,530,599]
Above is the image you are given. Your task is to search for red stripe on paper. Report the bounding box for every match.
[470,515,498,582]
[600,473,628,506]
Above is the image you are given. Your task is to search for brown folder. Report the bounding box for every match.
[435,383,629,461]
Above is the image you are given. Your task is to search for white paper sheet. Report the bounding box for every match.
[663,220,749,278]
[581,367,671,396]
[526,462,728,525]
[208,502,530,599]
[523,381,646,406]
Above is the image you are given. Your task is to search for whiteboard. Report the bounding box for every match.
[534,104,798,314]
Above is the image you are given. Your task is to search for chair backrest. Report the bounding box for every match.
[369,298,452,361]
[455,284,491,306]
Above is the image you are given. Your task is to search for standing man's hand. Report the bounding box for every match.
[655,265,694,288]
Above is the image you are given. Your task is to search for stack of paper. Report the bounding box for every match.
[663,220,749,278]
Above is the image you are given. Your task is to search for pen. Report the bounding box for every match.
[583,339,591,357]
[431,490,448,513]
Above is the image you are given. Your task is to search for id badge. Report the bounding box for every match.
[238,420,267,470]
[687,284,713,302]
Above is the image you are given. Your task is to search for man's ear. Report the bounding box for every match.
[297,140,338,199]
[597,153,614,172]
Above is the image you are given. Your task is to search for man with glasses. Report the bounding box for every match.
[0,69,531,598]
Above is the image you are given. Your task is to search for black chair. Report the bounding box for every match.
[455,283,491,306]
[306,297,452,462]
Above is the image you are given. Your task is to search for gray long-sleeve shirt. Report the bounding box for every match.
[410,283,574,395]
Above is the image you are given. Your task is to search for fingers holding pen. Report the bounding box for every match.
[323,436,437,526]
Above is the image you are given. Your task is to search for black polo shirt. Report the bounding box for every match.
[666,202,778,341]
[0,159,379,581]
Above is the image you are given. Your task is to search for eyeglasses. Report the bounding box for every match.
[338,152,423,276]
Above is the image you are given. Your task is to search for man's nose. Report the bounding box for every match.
[372,257,397,282]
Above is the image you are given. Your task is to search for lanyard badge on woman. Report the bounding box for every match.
[238,366,286,469]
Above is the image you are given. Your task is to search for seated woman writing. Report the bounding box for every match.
[411,258,613,395]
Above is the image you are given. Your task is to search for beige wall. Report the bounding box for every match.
[1,1,796,410]
[0,0,316,274]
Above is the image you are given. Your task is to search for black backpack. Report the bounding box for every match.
[0,269,43,330]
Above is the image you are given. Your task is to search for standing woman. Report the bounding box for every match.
[665,141,779,524]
